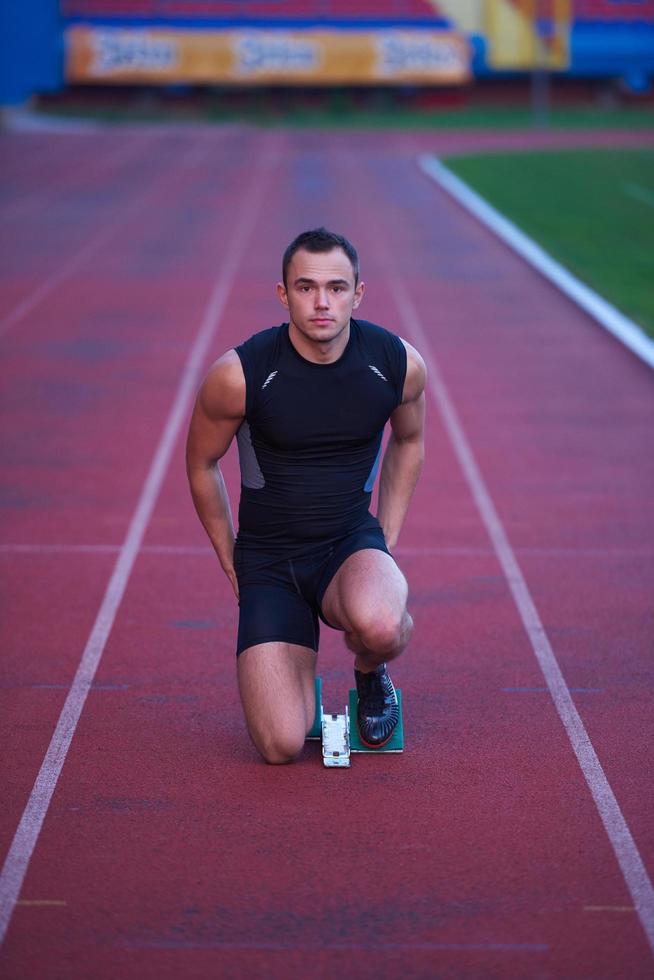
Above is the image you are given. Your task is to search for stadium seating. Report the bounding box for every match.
[61,0,445,22]
[573,1,654,20]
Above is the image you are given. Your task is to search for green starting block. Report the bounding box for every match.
[308,676,404,767]
[307,676,323,740]
[348,688,404,753]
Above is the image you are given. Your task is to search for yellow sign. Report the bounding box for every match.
[485,0,571,70]
[65,26,471,85]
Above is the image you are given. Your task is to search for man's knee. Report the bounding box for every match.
[353,607,413,656]
[255,727,306,766]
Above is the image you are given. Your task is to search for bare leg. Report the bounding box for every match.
[237,642,317,764]
[321,549,413,672]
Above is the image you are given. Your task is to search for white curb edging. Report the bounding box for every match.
[418,153,654,372]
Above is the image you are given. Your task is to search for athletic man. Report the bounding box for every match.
[186,228,426,764]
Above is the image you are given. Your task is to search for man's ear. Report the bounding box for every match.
[276,282,289,309]
[352,280,365,310]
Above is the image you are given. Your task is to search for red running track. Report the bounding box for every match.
[1,124,653,979]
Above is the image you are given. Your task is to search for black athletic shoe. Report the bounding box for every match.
[355,663,400,748]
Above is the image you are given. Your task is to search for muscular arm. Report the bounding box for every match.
[185,350,245,598]
[377,341,426,550]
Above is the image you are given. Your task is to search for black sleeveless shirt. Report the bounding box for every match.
[234,318,407,553]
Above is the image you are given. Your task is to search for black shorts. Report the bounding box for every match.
[234,524,391,656]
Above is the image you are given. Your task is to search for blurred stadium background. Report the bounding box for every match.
[1,1,654,120]
[2,2,652,336]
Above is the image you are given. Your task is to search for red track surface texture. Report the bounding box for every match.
[1,124,653,979]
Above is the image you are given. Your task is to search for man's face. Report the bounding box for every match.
[277,247,365,349]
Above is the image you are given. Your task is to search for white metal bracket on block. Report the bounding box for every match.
[321,707,351,768]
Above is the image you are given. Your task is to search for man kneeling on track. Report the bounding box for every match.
[186,227,426,764]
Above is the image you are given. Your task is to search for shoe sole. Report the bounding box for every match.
[357,726,397,750]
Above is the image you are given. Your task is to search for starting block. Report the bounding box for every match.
[307,676,404,768]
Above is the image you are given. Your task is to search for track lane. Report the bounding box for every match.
[0,129,257,548]
[0,127,280,940]
[344,136,654,956]
[0,129,239,333]
[0,130,159,226]
[1,126,653,978]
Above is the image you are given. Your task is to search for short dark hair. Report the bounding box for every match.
[282,227,359,286]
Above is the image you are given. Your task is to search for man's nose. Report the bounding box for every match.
[315,289,330,309]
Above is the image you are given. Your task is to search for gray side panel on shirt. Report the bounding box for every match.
[236,421,265,489]
[363,439,383,493]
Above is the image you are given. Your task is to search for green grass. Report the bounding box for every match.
[204,103,654,130]
[442,148,654,339]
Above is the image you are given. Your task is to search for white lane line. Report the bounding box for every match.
[418,154,654,371]
[0,130,202,339]
[384,262,654,957]
[622,181,654,209]
[0,131,280,946]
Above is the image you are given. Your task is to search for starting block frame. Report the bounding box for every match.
[307,676,404,768]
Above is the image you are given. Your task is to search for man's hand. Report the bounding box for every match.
[226,565,240,601]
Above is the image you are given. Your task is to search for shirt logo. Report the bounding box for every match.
[368,364,388,382]
[261,370,278,389]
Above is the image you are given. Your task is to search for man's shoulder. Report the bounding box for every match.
[197,349,245,421]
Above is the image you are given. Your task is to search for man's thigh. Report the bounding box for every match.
[319,548,409,634]
[237,642,318,755]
